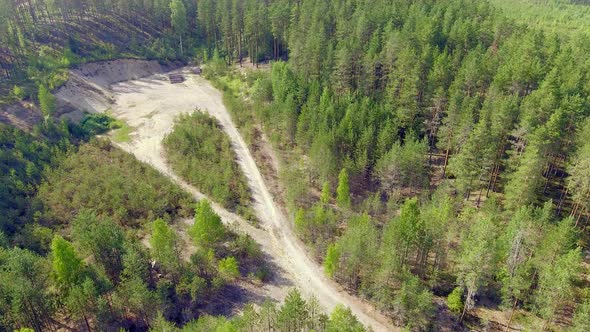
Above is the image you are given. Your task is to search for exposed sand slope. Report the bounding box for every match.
[55,59,167,122]
[0,59,169,129]
[0,101,43,130]
[109,67,396,332]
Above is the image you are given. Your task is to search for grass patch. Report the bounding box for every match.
[112,120,132,143]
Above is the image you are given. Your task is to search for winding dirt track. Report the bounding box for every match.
[110,68,395,332]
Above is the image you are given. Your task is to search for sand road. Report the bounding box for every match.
[110,67,395,332]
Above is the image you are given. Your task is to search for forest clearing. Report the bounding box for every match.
[2,0,590,331]
[108,66,395,331]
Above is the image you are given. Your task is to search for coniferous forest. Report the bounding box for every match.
[1,0,590,331]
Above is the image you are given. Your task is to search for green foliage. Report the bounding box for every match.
[0,123,72,239]
[37,84,56,118]
[491,0,590,35]
[393,275,435,331]
[337,168,351,208]
[12,85,25,100]
[79,113,121,137]
[38,139,192,226]
[277,289,309,331]
[204,48,230,77]
[294,207,306,235]
[323,243,340,278]
[169,0,188,54]
[150,218,180,274]
[333,214,378,289]
[535,247,582,324]
[456,207,500,313]
[112,275,159,327]
[448,108,496,196]
[121,240,150,283]
[571,298,590,332]
[190,200,226,248]
[51,235,84,287]
[72,210,125,281]
[320,181,331,205]
[567,119,590,213]
[0,247,53,330]
[296,203,337,256]
[111,120,132,143]
[447,287,464,314]
[150,313,178,332]
[504,143,545,210]
[375,136,429,191]
[379,198,422,279]
[163,111,251,212]
[326,304,365,332]
[65,277,99,326]
[2,0,590,330]
[218,256,240,281]
[169,0,187,32]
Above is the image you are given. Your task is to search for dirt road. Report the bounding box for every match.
[110,67,395,332]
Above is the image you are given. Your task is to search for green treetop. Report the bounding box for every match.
[190,199,226,248]
[337,168,351,208]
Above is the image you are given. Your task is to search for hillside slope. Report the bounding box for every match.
[0,59,172,128]
[107,68,396,331]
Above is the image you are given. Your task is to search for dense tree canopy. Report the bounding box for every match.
[2,0,590,331]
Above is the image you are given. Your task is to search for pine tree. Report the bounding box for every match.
[504,143,544,211]
[566,119,590,223]
[0,248,53,331]
[535,248,582,328]
[448,107,496,198]
[337,168,351,208]
[447,287,464,314]
[294,207,307,238]
[169,0,188,54]
[571,299,590,332]
[190,200,225,248]
[335,214,378,289]
[66,277,98,331]
[393,274,435,330]
[218,256,240,282]
[326,304,365,332]
[72,210,125,282]
[324,243,340,278]
[149,218,180,274]
[320,181,331,205]
[38,84,55,120]
[277,289,309,332]
[456,207,499,320]
[51,235,84,287]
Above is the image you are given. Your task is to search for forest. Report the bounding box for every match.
[1,0,590,331]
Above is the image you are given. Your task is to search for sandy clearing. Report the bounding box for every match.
[109,67,396,332]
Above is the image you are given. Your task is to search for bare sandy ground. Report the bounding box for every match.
[109,67,395,332]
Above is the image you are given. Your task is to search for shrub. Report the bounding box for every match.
[447,287,464,314]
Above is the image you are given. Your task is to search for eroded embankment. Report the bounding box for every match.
[0,59,177,129]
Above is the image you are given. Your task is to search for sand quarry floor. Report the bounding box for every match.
[109,67,395,332]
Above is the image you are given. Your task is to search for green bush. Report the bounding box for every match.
[12,85,25,100]
[218,257,240,281]
[79,113,120,136]
[447,287,464,314]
